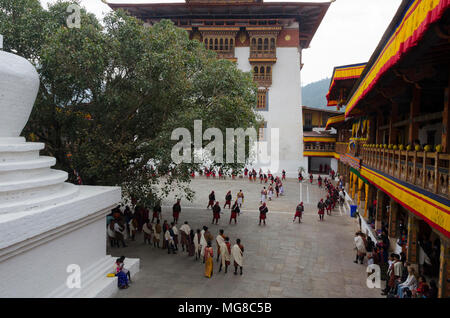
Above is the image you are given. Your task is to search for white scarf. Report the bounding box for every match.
[143,223,152,235]
[200,230,207,256]
[231,244,243,267]
[164,230,173,243]
[194,233,200,251]
[216,234,225,247]
[219,242,230,267]
[180,224,191,235]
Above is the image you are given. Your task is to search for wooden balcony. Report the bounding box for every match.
[249,50,276,60]
[253,74,272,87]
[304,143,336,152]
[216,51,235,60]
[361,146,450,198]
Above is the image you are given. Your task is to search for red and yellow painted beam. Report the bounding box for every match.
[303,151,340,159]
[303,137,336,142]
[345,0,450,118]
[325,114,346,130]
[326,63,366,106]
[360,165,450,238]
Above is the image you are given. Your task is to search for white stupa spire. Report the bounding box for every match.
[0,43,79,214]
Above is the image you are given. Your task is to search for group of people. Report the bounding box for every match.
[207,190,245,224]
[353,231,438,298]
[316,177,343,221]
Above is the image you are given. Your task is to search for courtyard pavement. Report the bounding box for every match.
[110,176,382,298]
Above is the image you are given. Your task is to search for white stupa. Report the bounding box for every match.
[0,36,139,297]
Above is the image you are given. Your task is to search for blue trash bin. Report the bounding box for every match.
[350,205,357,218]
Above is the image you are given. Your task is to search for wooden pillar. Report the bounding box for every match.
[438,239,450,298]
[388,199,398,239]
[389,103,399,145]
[375,189,384,232]
[376,112,383,144]
[409,87,421,145]
[442,75,450,153]
[364,183,370,218]
[406,214,419,265]
[357,178,363,207]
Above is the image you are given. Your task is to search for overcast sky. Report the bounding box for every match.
[40,0,402,85]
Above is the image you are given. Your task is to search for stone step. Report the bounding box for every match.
[0,156,55,171]
[0,182,79,214]
[0,169,67,192]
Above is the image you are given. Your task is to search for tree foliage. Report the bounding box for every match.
[0,0,260,206]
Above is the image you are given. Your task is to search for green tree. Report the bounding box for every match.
[0,0,260,206]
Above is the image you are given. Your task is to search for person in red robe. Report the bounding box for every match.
[282,169,286,180]
[317,199,325,221]
[294,202,304,223]
[207,191,215,209]
[151,203,161,223]
[259,202,268,226]
[318,175,322,188]
[172,199,181,224]
[230,200,240,224]
[224,191,232,209]
[309,173,313,184]
[212,201,221,225]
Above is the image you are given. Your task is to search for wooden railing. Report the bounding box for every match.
[250,50,276,59]
[335,142,348,154]
[304,143,336,152]
[253,74,272,86]
[361,147,450,198]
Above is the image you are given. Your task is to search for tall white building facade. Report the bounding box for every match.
[109,0,330,177]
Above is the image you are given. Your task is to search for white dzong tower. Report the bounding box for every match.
[0,37,139,297]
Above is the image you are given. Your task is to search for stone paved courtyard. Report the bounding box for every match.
[110,176,382,298]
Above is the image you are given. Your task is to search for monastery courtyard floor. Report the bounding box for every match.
[110,177,382,298]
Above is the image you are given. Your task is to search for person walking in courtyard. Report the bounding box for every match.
[151,202,162,223]
[171,222,179,251]
[298,171,303,182]
[142,220,153,245]
[259,202,268,226]
[165,224,176,254]
[219,236,231,273]
[275,183,280,198]
[279,182,284,196]
[294,202,304,223]
[212,201,221,224]
[180,221,191,252]
[224,191,232,209]
[128,217,138,241]
[232,239,244,275]
[318,175,322,188]
[325,196,332,216]
[237,190,244,208]
[194,229,202,261]
[354,232,367,264]
[309,173,313,184]
[172,199,181,224]
[216,229,225,262]
[162,220,169,249]
[187,229,196,257]
[317,199,325,221]
[268,185,274,201]
[152,219,161,248]
[282,169,286,180]
[207,191,215,209]
[204,241,214,278]
[113,219,127,247]
[260,187,267,204]
[230,200,240,224]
